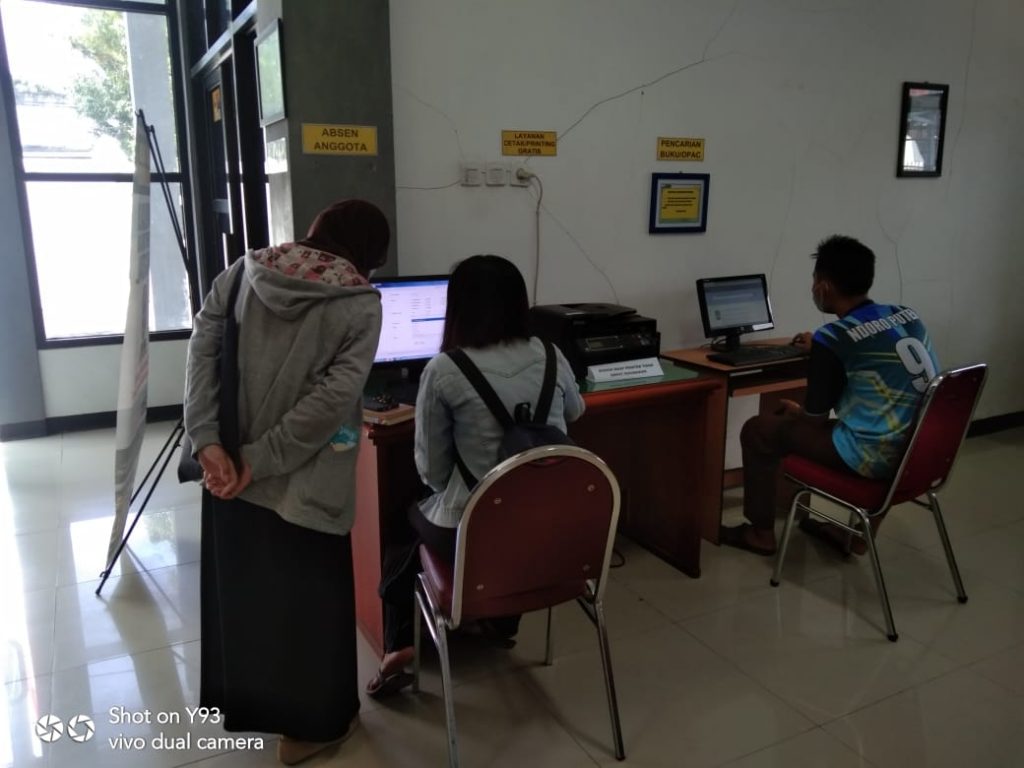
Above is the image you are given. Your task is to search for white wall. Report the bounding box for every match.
[38,340,187,418]
[389,0,1024,420]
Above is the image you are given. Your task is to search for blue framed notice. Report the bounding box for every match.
[649,172,710,234]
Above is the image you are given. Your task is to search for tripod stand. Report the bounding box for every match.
[96,420,187,594]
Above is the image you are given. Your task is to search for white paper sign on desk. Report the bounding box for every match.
[585,357,664,383]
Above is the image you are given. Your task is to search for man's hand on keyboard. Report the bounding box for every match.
[791,332,813,352]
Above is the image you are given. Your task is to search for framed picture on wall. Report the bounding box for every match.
[648,172,710,234]
[896,82,949,177]
[255,20,285,125]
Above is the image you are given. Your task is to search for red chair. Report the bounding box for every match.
[770,364,987,641]
[412,444,625,767]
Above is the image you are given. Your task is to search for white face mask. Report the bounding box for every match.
[368,268,378,279]
[811,281,827,313]
[812,290,825,313]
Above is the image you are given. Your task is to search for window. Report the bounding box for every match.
[1,0,191,342]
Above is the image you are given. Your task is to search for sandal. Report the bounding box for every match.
[719,524,776,557]
[365,669,415,699]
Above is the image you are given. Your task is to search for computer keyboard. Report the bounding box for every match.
[706,344,807,367]
[362,380,420,412]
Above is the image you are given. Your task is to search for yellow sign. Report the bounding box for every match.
[301,124,378,156]
[659,185,702,222]
[501,130,557,156]
[657,137,705,161]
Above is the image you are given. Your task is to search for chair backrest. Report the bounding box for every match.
[886,363,987,506]
[449,445,620,627]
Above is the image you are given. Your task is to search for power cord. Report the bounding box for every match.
[515,168,544,304]
[538,201,620,304]
[396,179,461,191]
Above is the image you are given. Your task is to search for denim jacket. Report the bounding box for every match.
[414,337,585,528]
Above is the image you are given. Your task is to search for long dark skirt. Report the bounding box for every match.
[200,492,359,741]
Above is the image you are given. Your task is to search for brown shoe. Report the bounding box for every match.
[277,717,358,765]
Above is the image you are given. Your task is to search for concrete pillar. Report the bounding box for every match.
[257,0,398,274]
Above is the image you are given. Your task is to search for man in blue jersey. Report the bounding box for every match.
[721,235,939,556]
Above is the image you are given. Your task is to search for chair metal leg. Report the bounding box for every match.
[929,493,968,603]
[435,621,460,768]
[593,599,625,760]
[544,607,554,666]
[412,585,423,693]
[844,510,857,556]
[858,510,898,641]
[771,489,805,587]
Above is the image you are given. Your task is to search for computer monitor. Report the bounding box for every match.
[371,275,449,365]
[695,273,775,350]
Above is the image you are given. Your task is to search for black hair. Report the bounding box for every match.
[440,255,531,351]
[813,235,875,296]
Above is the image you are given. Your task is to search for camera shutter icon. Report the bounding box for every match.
[35,715,64,743]
[67,715,96,743]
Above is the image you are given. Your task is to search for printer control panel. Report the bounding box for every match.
[580,333,657,353]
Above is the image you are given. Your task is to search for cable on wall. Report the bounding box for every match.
[539,202,620,304]
[514,168,545,304]
[396,179,460,191]
[557,1,739,146]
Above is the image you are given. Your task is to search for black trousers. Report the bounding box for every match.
[379,503,520,653]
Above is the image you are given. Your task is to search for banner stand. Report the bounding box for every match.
[96,421,185,595]
[97,110,195,597]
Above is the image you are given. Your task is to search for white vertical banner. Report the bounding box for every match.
[108,114,151,567]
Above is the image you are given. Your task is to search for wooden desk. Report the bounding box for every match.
[351,362,726,655]
[662,339,809,541]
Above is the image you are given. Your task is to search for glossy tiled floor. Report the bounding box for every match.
[3,423,1023,767]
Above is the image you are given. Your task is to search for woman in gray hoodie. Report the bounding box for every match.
[184,199,388,765]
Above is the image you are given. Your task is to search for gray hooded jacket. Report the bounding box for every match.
[184,250,381,535]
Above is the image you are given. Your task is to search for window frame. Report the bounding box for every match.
[0,0,196,349]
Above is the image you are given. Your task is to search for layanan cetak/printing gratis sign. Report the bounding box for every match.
[501,130,557,156]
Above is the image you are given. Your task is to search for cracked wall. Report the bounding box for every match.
[389,0,1024,422]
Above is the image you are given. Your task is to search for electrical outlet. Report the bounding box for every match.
[510,165,532,187]
[460,162,483,186]
[485,163,507,186]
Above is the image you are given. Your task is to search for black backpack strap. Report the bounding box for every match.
[225,262,245,311]
[533,340,558,424]
[452,449,476,491]
[446,349,514,427]
[218,265,246,466]
[446,348,514,490]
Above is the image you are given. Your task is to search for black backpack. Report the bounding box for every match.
[446,340,575,489]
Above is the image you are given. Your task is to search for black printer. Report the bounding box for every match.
[529,303,660,379]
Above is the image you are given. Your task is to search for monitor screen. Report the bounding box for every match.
[371,276,449,364]
[696,274,775,338]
